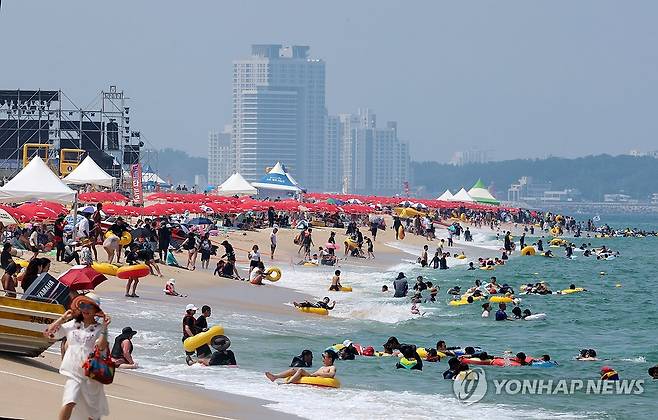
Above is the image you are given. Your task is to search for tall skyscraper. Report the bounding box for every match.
[208,125,232,185]
[338,109,410,195]
[232,44,326,190]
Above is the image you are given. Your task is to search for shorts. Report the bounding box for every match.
[270,244,276,252]
[200,250,211,261]
[249,260,260,268]
[328,284,340,291]
[62,377,109,419]
[4,261,18,276]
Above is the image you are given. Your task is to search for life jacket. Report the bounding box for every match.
[601,370,619,381]
[397,357,418,369]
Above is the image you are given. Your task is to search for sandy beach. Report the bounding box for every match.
[1,215,519,419]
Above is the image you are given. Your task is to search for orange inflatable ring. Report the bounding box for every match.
[116,264,150,279]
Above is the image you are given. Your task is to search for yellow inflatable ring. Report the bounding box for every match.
[329,286,352,292]
[303,262,318,267]
[289,376,340,388]
[183,325,224,352]
[416,347,428,359]
[264,267,282,282]
[561,287,584,294]
[12,258,29,268]
[92,262,119,276]
[520,246,536,256]
[456,255,466,259]
[450,296,484,306]
[297,306,328,316]
[480,266,495,271]
[344,239,358,250]
[489,296,513,303]
[105,230,132,246]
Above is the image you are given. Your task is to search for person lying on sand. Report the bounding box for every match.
[265,350,337,384]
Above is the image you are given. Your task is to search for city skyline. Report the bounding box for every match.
[2,1,657,162]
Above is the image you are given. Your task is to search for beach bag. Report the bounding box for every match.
[83,346,115,384]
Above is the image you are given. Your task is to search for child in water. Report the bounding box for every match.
[266,350,337,384]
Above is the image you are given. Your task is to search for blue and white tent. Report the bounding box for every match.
[252,162,302,192]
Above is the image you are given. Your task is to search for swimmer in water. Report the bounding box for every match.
[328,270,342,291]
[293,297,335,311]
[381,285,389,292]
[266,350,337,384]
[576,348,599,361]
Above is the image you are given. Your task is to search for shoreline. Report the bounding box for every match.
[0,352,296,420]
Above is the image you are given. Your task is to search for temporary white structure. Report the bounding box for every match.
[437,189,453,201]
[468,179,500,205]
[63,156,115,187]
[450,188,475,202]
[0,157,76,204]
[216,173,257,196]
[252,162,302,192]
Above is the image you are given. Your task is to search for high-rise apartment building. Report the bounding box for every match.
[232,44,326,190]
[208,125,232,185]
[336,109,409,195]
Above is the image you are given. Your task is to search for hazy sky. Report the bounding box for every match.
[2,1,657,161]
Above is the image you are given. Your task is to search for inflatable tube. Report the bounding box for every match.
[489,296,513,303]
[531,360,558,368]
[456,254,466,259]
[92,262,119,277]
[303,262,318,267]
[264,267,282,282]
[398,226,405,240]
[325,242,340,250]
[116,264,150,279]
[480,266,495,271]
[449,296,484,306]
[328,286,352,292]
[549,238,565,246]
[560,287,584,294]
[13,258,29,268]
[183,325,224,352]
[460,357,493,366]
[344,239,358,250]
[290,376,341,388]
[520,246,536,256]
[490,356,535,367]
[398,357,418,369]
[297,306,329,316]
[105,230,132,246]
[524,313,547,321]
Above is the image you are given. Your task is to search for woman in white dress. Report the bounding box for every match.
[44,292,111,420]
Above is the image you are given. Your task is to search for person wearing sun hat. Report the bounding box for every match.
[111,327,139,369]
[44,292,111,419]
[182,303,199,365]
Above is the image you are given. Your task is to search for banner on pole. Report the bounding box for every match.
[130,163,143,204]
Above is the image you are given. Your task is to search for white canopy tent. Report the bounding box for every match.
[450,188,475,202]
[63,156,115,187]
[0,157,76,204]
[216,172,257,196]
[437,189,453,201]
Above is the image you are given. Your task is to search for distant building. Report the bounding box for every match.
[508,176,580,202]
[194,174,207,189]
[603,193,633,203]
[628,149,658,158]
[232,44,326,191]
[450,149,491,166]
[208,125,232,185]
[324,115,342,192]
[338,109,409,195]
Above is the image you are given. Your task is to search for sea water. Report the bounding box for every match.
[104,215,658,419]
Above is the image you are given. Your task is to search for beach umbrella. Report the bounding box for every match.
[187,217,213,226]
[0,205,22,225]
[346,198,363,204]
[57,265,107,291]
[79,205,96,214]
